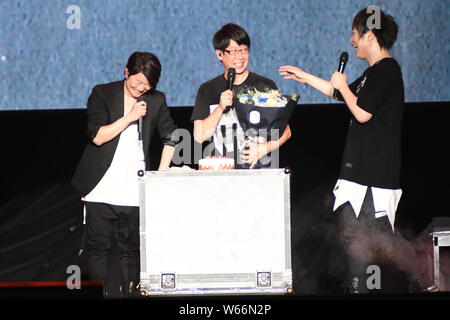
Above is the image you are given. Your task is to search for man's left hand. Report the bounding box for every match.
[241,140,270,168]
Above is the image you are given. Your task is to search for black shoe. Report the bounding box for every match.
[350,276,360,294]
[343,276,360,294]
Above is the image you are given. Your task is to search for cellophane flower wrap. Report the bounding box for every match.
[233,82,299,141]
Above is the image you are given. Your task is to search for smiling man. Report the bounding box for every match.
[279,7,405,292]
[191,23,291,168]
[72,51,177,297]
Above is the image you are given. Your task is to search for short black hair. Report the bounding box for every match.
[352,6,399,50]
[213,23,251,51]
[126,52,161,89]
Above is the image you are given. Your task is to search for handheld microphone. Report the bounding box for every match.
[137,95,145,141]
[223,68,236,114]
[333,51,348,99]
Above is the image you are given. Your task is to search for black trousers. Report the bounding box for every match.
[84,202,140,284]
[336,188,395,291]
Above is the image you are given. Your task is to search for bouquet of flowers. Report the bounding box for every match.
[233,82,299,141]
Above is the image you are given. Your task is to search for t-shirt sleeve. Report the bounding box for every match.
[190,83,211,121]
[269,79,278,90]
[349,78,360,94]
[335,77,361,102]
[356,63,392,115]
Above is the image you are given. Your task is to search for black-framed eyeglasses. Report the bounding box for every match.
[223,48,249,56]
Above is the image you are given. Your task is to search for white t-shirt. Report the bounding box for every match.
[83,119,145,207]
[209,104,245,156]
[333,179,402,232]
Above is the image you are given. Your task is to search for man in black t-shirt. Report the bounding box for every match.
[338,57,404,189]
[280,7,407,292]
[191,23,292,168]
[279,7,404,219]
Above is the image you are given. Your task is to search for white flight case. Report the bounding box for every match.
[138,168,292,295]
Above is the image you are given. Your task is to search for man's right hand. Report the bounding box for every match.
[279,65,310,83]
[219,89,233,112]
[127,100,147,122]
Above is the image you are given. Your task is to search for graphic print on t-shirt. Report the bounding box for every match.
[208,104,245,157]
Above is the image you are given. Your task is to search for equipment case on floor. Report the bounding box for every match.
[138,168,292,295]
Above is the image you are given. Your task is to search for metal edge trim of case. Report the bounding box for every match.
[139,174,148,279]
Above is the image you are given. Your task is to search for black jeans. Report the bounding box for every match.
[84,202,140,284]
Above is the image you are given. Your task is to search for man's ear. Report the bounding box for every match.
[215,50,224,62]
[366,30,376,43]
[124,68,129,78]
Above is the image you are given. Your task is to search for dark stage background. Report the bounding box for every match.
[0,102,449,295]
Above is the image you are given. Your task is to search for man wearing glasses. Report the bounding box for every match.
[191,23,291,168]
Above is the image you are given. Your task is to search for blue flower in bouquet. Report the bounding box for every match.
[256,94,268,105]
[238,93,254,104]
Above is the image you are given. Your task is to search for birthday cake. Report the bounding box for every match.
[198,156,235,170]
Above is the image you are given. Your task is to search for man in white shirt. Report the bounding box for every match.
[72,52,177,297]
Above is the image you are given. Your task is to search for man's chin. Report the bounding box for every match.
[236,67,248,75]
